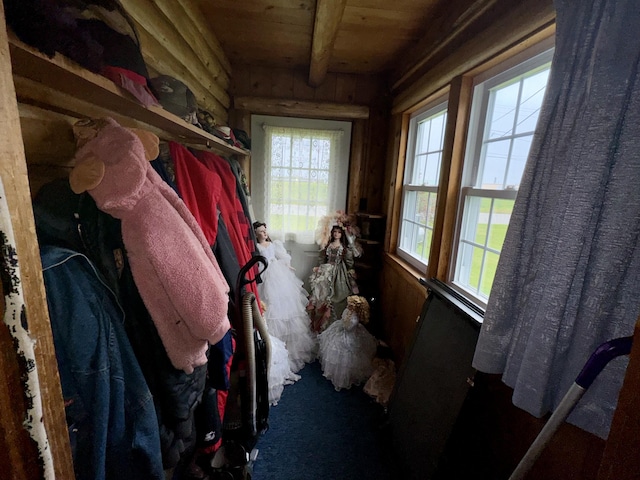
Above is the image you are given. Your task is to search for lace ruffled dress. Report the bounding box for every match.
[257,240,317,373]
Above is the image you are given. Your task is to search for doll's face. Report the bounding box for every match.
[255,225,269,242]
[331,227,342,240]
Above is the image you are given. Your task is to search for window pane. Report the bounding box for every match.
[479,251,499,298]
[399,99,448,270]
[267,129,342,238]
[488,199,514,250]
[428,113,445,149]
[456,242,483,292]
[481,139,510,188]
[516,69,549,134]
[454,49,552,305]
[410,109,447,185]
[454,192,516,303]
[505,136,532,188]
[399,190,437,266]
[488,81,519,139]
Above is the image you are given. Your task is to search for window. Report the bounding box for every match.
[250,115,351,245]
[398,99,448,270]
[451,49,553,305]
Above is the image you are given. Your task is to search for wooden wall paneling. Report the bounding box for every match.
[596,321,640,480]
[438,371,605,479]
[363,106,390,214]
[18,105,76,166]
[121,0,230,112]
[233,64,384,106]
[381,114,402,249]
[18,105,76,196]
[348,119,366,214]
[0,4,74,477]
[249,65,275,97]
[392,0,555,113]
[293,69,317,100]
[380,255,427,366]
[334,74,358,103]
[430,75,472,280]
[313,72,338,102]
[176,0,233,76]
[354,74,382,105]
[270,69,295,98]
[231,65,253,97]
[229,109,252,134]
[147,0,231,89]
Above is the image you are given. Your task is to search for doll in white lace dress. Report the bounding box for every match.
[254,222,317,373]
[318,295,377,391]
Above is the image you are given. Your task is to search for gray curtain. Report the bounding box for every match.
[472,0,640,439]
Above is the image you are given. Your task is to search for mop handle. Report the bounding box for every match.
[575,336,633,388]
[509,335,633,480]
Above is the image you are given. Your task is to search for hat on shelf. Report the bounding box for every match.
[196,109,217,135]
[232,128,251,150]
[212,125,239,147]
[149,75,198,125]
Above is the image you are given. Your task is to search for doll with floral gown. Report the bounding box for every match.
[317,295,378,391]
[307,214,362,332]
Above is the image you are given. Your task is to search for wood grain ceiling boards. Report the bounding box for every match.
[196,0,438,75]
[195,0,553,91]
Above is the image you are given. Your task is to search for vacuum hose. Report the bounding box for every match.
[241,291,271,438]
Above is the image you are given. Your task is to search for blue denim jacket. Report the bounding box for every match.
[41,246,164,480]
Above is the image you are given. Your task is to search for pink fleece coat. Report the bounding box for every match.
[72,118,230,373]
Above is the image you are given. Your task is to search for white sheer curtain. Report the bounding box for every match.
[472,0,640,439]
[262,125,344,243]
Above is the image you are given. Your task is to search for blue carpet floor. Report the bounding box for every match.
[252,361,396,480]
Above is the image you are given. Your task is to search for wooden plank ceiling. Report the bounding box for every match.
[196,0,552,92]
[195,0,462,90]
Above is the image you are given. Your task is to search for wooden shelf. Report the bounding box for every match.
[356,212,385,219]
[8,36,249,157]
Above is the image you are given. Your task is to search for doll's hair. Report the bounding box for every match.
[330,225,348,248]
[253,221,272,242]
[314,210,361,250]
[346,295,370,325]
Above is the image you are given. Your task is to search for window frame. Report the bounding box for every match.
[249,114,352,243]
[397,97,449,271]
[448,46,555,308]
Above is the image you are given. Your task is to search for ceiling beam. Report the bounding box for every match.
[308,0,347,88]
[234,96,369,120]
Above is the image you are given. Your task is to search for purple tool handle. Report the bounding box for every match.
[576,336,633,389]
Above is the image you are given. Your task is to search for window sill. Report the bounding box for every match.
[422,279,484,328]
[382,253,484,327]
